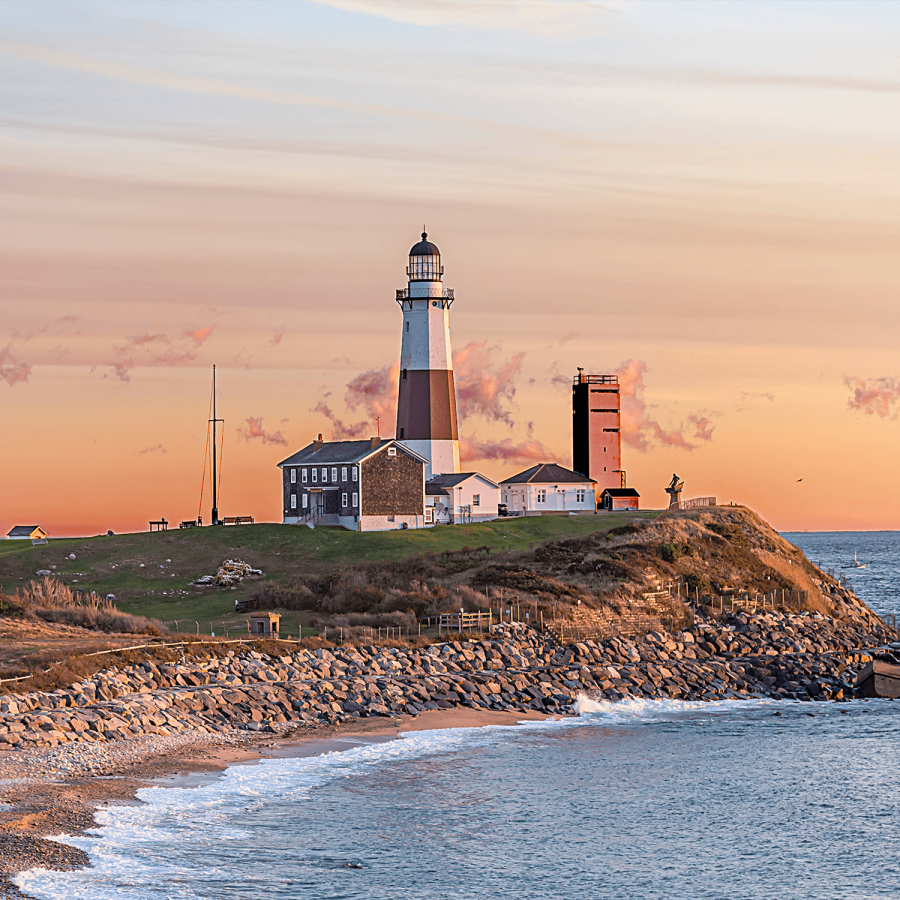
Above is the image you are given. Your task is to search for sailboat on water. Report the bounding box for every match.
[840,551,866,570]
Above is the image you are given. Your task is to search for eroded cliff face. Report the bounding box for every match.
[467,506,884,633]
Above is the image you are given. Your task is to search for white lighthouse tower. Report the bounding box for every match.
[395,232,460,479]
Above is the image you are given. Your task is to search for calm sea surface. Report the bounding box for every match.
[17,531,900,900]
[17,698,900,900]
[783,530,900,619]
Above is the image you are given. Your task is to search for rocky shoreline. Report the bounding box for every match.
[1,611,896,753]
[1,608,897,897]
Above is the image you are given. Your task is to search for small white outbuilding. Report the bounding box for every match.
[500,463,596,515]
[425,472,500,524]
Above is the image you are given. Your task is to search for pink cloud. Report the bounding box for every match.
[454,341,525,426]
[110,325,215,380]
[844,375,900,418]
[311,401,370,440]
[270,332,284,346]
[459,436,558,463]
[0,345,32,387]
[614,359,714,451]
[238,417,288,446]
[345,362,399,425]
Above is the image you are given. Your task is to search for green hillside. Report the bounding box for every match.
[0,512,657,634]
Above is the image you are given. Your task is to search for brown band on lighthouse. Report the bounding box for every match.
[396,369,459,441]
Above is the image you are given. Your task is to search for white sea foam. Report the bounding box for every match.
[14,702,775,899]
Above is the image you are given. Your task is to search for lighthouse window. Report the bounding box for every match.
[399,428,404,439]
[402,369,407,380]
[405,322,409,332]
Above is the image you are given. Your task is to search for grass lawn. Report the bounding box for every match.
[0,511,659,631]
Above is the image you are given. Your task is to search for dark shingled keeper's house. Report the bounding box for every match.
[278,435,429,531]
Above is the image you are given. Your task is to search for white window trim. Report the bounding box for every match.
[290,469,296,483]
[352,467,358,482]
[352,492,358,507]
[321,467,327,481]
[341,467,347,481]
[302,468,308,483]
[302,494,308,509]
[342,493,348,507]
[311,468,317,483]
[331,467,337,482]
[387,446,396,457]
[290,494,297,509]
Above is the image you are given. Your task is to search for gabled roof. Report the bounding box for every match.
[425,483,449,496]
[601,487,641,498]
[278,439,427,468]
[7,525,45,537]
[427,471,500,490]
[500,463,596,486]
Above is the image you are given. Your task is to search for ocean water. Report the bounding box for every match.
[783,530,900,619]
[17,698,900,900]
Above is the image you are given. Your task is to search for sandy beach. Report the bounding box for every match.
[0,708,550,899]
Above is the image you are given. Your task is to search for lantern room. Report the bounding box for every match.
[407,232,443,282]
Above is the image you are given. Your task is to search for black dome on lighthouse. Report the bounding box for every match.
[409,232,440,256]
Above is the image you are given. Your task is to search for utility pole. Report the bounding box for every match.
[210,365,224,525]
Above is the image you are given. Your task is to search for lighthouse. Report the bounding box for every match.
[395,232,460,479]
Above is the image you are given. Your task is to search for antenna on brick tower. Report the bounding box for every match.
[376,416,380,439]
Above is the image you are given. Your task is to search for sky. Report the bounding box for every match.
[2,0,900,535]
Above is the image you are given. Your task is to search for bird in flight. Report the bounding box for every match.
[796,478,803,482]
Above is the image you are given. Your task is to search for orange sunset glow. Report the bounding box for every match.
[2,1,899,535]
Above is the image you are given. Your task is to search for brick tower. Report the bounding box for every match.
[572,370,622,493]
[395,232,460,479]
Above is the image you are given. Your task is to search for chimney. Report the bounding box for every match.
[370,436,381,449]
[313,433,324,450]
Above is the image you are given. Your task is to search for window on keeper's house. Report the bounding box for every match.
[302,468,308,483]
[537,489,546,503]
[290,469,296,483]
[331,467,337,482]
[352,467,358,481]
[472,494,480,506]
[352,492,358,507]
[342,493,348,507]
[311,468,317,483]
[321,467,327,481]
[302,494,308,509]
[290,494,296,509]
[388,446,396,456]
[576,490,585,502]
[341,467,347,481]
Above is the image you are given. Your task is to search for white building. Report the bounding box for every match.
[425,472,501,524]
[500,463,596,515]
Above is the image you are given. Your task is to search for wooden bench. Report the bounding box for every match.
[223,516,254,526]
[149,518,168,532]
[179,520,198,529]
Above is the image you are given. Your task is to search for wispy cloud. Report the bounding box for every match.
[238,417,289,446]
[454,342,525,427]
[735,391,775,412]
[313,362,399,440]
[109,326,215,381]
[309,0,611,37]
[844,375,900,418]
[0,344,31,387]
[459,435,558,463]
[615,359,715,452]
[139,444,167,454]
